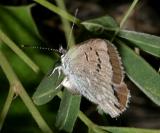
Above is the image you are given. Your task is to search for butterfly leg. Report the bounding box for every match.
[50,66,62,78]
[62,77,80,95]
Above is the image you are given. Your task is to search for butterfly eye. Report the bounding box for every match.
[59,45,67,55]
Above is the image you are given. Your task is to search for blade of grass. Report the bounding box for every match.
[55,0,75,48]
[0,50,53,133]
[0,5,42,46]
[111,0,139,41]
[118,30,160,57]
[119,0,139,28]
[0,88,14,131]
[78,111,95,128]
[100,126,160,133]
[0,30,39,73]
[33,0,80,24]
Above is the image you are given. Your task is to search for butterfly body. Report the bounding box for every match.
[60,39,130,118]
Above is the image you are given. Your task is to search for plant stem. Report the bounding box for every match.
[111,0,139,42]
[0,30,39,73]
[0,88,14,131]
[33,0,80,24]
[78,111,95,128]
[0,50,53,133]
[120,0,139,28]
[55,0,75,48]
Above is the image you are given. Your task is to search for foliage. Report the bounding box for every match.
[0,0,160,133]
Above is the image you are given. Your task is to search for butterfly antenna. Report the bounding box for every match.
[67,8,79,49]
[21,45,62,54]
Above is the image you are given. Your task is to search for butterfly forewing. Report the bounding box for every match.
[61,39,130,117]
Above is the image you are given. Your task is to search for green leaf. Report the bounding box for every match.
[33,63,64,105]
[81,16,119,33]
[0,5,41,45]
[0,5,56,82]
[33,0,80,24]
[56,90,81,133]
[118,30,160,57]
[88,127,108,133]
[32,53,57,74]
[82,16,160,58]
[1,47,39,84]
[117,40,160,105]
[88,128,97,133]
[100,126,160,133]
[0,5,43,74]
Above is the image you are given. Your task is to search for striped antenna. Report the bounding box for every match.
[67,8,79,49]
[21,45,63,54]
[21,9,79,55]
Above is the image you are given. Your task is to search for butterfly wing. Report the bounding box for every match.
[62,39,129,117]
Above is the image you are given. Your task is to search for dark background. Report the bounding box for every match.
[0,0,160,132]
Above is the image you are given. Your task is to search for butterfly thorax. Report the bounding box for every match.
[61,45,79,76]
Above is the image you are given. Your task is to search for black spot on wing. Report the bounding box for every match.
[95,51,99,57]
[97,63,101,69]
[96,69,100,72]
[95,51,102,72]
[98,58,101,63]
[84,52,89,61]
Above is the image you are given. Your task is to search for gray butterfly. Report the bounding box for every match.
[53,39,130,118]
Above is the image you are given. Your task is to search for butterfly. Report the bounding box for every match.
[53,38,130,118]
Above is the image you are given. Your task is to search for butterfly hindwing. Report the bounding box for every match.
[61,39,130,117]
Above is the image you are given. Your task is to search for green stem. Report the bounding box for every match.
[0,88,14,131]
[111,0,139,42]
[33,0,80,24]
[0,50,53,133]
[55,0,75,48]
[0,30,39,73]
[119,0,139,28]
[78,111,95,128]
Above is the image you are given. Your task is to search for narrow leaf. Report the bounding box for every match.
[56,90,81,132]
[33,0,79,23]
[33,63,64,105]
[88,127,108,133]
[100,126,160,133]
[82,16,119,33]
[0,5,57,84]
[0,5,43,73]
[117,40,160,105]
[0,5,41,45]
[0,30,39,73]
[118,30,160,57]
[82,16,160,58]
